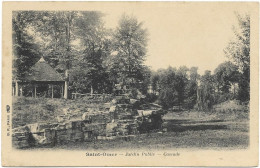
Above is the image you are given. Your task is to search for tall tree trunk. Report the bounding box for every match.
[12,86,15,96]
[196,87,201,111]
[63,12,73,100]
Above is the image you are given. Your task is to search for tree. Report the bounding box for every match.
[31,11,78,71]
[71,11,112,94]
[175,66,189,109]
[214,61,240,96]
[157,67,178,109]
[196,70,215,111]
[12,11,41,79]
[224,14,250,102]
[151,71,160,94]
[110,14,148,89]
[184,67,199,110]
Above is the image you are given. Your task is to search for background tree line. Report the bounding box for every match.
[13,11,250,110]
[148,14,250,110]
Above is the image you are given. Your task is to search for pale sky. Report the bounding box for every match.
[101,2,250,75]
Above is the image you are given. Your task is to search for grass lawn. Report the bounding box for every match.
[51,114,248,150]
[52,130,248,150]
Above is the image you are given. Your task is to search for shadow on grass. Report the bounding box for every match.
[165,119,228,132]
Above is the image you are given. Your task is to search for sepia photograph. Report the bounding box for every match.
[2,1,259,166]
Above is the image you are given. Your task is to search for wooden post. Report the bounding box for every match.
[64,70,68,99]
[64,81,68,99]
[61,85,64,98]
[20,86,23,96]
[15,80,19,96]
[90,85,93,96]
[34,85,37,98]
[51,85,54,99]
[233,83,236,95]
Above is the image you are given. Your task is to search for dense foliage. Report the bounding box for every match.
[224,14,250,102]
[12,11,41,79]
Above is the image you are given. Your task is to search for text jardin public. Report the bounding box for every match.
[86,152,180,157]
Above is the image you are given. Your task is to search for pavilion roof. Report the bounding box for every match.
[22,57,64,82]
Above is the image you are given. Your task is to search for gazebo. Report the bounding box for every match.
[13,57,68,99]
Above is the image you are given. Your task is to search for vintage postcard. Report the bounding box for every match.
[2,1,259,167]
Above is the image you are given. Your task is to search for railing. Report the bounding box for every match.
[71,93,112,100]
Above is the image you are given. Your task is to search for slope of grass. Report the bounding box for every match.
[12,97,109,128]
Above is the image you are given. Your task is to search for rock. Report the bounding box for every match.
[84,131,93,140]
[82,112,90,121]
[13,125,30,133]
[109,106,117,113]
[106,122,118,133]
[97,136,106,140]
[63,108,70,115]
[69,114,82,121]
[57,115,65,123]
[12,132,31,149]
[129,99,138,104]
[111,99,117,104]
[72,109,81,114]
[137,110,143,116]
[87,108,94,113]
[27,123,51,133]
[55,123,66,130]
[104,103,111,109]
